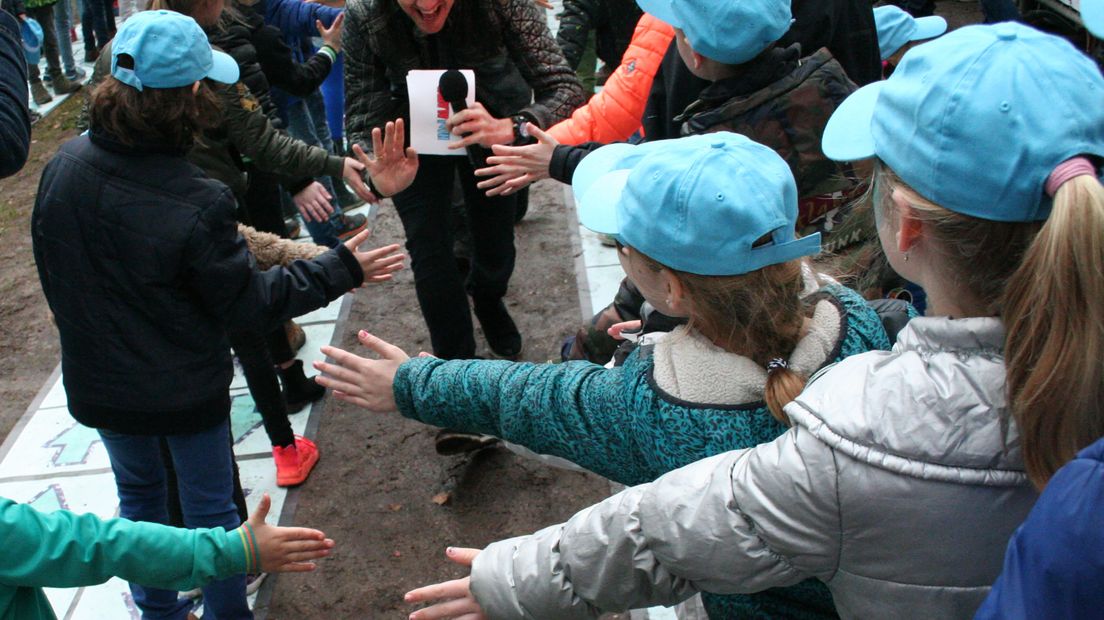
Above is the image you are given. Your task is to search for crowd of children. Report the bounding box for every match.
[4,0,1104,618]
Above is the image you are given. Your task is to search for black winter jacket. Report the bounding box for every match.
[343,0,584,151]
[0,10,29,179]
[32,131,363,435]
[555,0,641,71]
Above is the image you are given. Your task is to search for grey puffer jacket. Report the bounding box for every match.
[470,317,1039,619]
[342,0,585,151]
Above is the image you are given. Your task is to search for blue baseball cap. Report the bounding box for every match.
[573,133,820,276]
[873,5,946,61]
[21,17,43,66]
[111,10,238,91]
[1084,0,1104,38]
[637,0,792,65]
[822,23,1104,223]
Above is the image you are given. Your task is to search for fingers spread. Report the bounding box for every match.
[404,577,468,603]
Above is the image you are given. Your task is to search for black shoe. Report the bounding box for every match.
[335,213,368,241]
[334,180,366,210]
[473,298,522,359]
[434,429,498,455]
[278,359,325,413]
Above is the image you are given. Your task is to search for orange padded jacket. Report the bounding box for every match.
[547,14,673,145]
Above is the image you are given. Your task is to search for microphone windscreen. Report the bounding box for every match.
[438,69,468,103]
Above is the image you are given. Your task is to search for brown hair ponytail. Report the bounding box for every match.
[764,361,807,426]
[1003,174,1104,488]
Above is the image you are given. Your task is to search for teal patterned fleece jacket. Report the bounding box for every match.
[393,285,905,619]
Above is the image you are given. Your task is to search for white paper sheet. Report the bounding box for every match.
[406,69,476,156]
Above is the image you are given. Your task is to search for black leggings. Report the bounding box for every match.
[229,328,296,449]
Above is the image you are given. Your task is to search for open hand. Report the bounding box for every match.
[352,118,419,198]
[314,330,409,411]
[244,493,335,573]
[404,547,486,620]
[447,102,515,150]
[607,320,643,342]
[342,230,405,283]
[316,13,344,53]
[292,181,334,223]
[474,123,556,196]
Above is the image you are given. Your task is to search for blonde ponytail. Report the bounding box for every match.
[764,364,807,426]
[1003,174,1104,488]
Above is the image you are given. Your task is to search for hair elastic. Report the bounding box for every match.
[766,358,789,375]
[1045,157,1096,197]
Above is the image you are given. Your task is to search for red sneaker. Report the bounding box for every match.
[273,436,320,487]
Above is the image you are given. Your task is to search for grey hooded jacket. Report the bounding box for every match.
[469,317,1039,619]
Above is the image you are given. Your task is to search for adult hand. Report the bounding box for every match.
[316,13,344,53]
[351,118,419,198]
[474,122,556,196]
[342,157,379,204]
[292,181,334,223]
[446,102,514,150]
[404,547,486,620]
[244,493,335,573]
[314,330,409,411]
[342,229,405,283]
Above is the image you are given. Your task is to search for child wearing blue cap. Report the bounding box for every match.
[314,132,902,619]
[32,10,413,620]
[872,5,946,65]
[371,22,1104,619]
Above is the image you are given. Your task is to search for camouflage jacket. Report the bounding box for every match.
[342,0,585,152]
[679,45,865,229]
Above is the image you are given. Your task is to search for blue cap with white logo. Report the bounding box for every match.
[21,17,43,66]
[873,5,946,60]
[573,133,820,276]
[636,0,792,65]
[822,23,1104,223]
[111,10,239,91]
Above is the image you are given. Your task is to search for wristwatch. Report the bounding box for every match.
[512,115,537,145]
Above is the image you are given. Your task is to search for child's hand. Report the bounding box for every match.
[315,13,344,53]
[342,230,405,283]
[608,320,643,342]
[474,123,557,197]
[315,330,409,411]
[244,493,334,573]
[404,547,486,620]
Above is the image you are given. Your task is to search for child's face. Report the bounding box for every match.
[616,243,686,318]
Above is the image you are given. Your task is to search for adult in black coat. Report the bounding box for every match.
[0,9,30,179]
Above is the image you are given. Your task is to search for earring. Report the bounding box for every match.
[904,253,910,262]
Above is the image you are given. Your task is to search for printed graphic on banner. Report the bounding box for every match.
[406,69,475,156]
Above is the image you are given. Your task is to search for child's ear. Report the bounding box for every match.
[663,270,689,316]
[894,192,923,254]
[191,81,202,96]
[692,51,706,72]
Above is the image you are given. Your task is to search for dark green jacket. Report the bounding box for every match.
[86,41,343,197]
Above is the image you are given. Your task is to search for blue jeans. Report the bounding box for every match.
[98,419,250,620]
[81,0,111,52]
[52,0,78,78]
[283,90,345,246]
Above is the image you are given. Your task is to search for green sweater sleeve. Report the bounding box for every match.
[0,498,252,591]
[393,357,642,482]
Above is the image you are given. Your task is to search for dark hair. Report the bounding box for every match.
[90,63,223,150]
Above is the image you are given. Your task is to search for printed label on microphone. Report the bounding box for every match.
[407,69,475,156]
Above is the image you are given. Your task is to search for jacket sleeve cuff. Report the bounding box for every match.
[283,176,313,196]
[549,144,578,184]
[323,155,346,180]
[333,243,364,286]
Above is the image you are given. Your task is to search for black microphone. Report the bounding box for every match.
[438,69,487,169]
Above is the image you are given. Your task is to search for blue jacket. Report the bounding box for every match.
[394,284,901,619]
[975,436,1104,620]
[263,0,340,61]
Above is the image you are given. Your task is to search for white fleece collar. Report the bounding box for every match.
[651,299,843,405]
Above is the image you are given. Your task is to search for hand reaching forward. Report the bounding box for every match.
[240,493,335,573]
[314,330,409,411]
[316,13,344,53]
[342,230,406,283]
[292,181,334,223]
[474,123,556,197]
[352,118,419,198]
[404,547,487,620]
